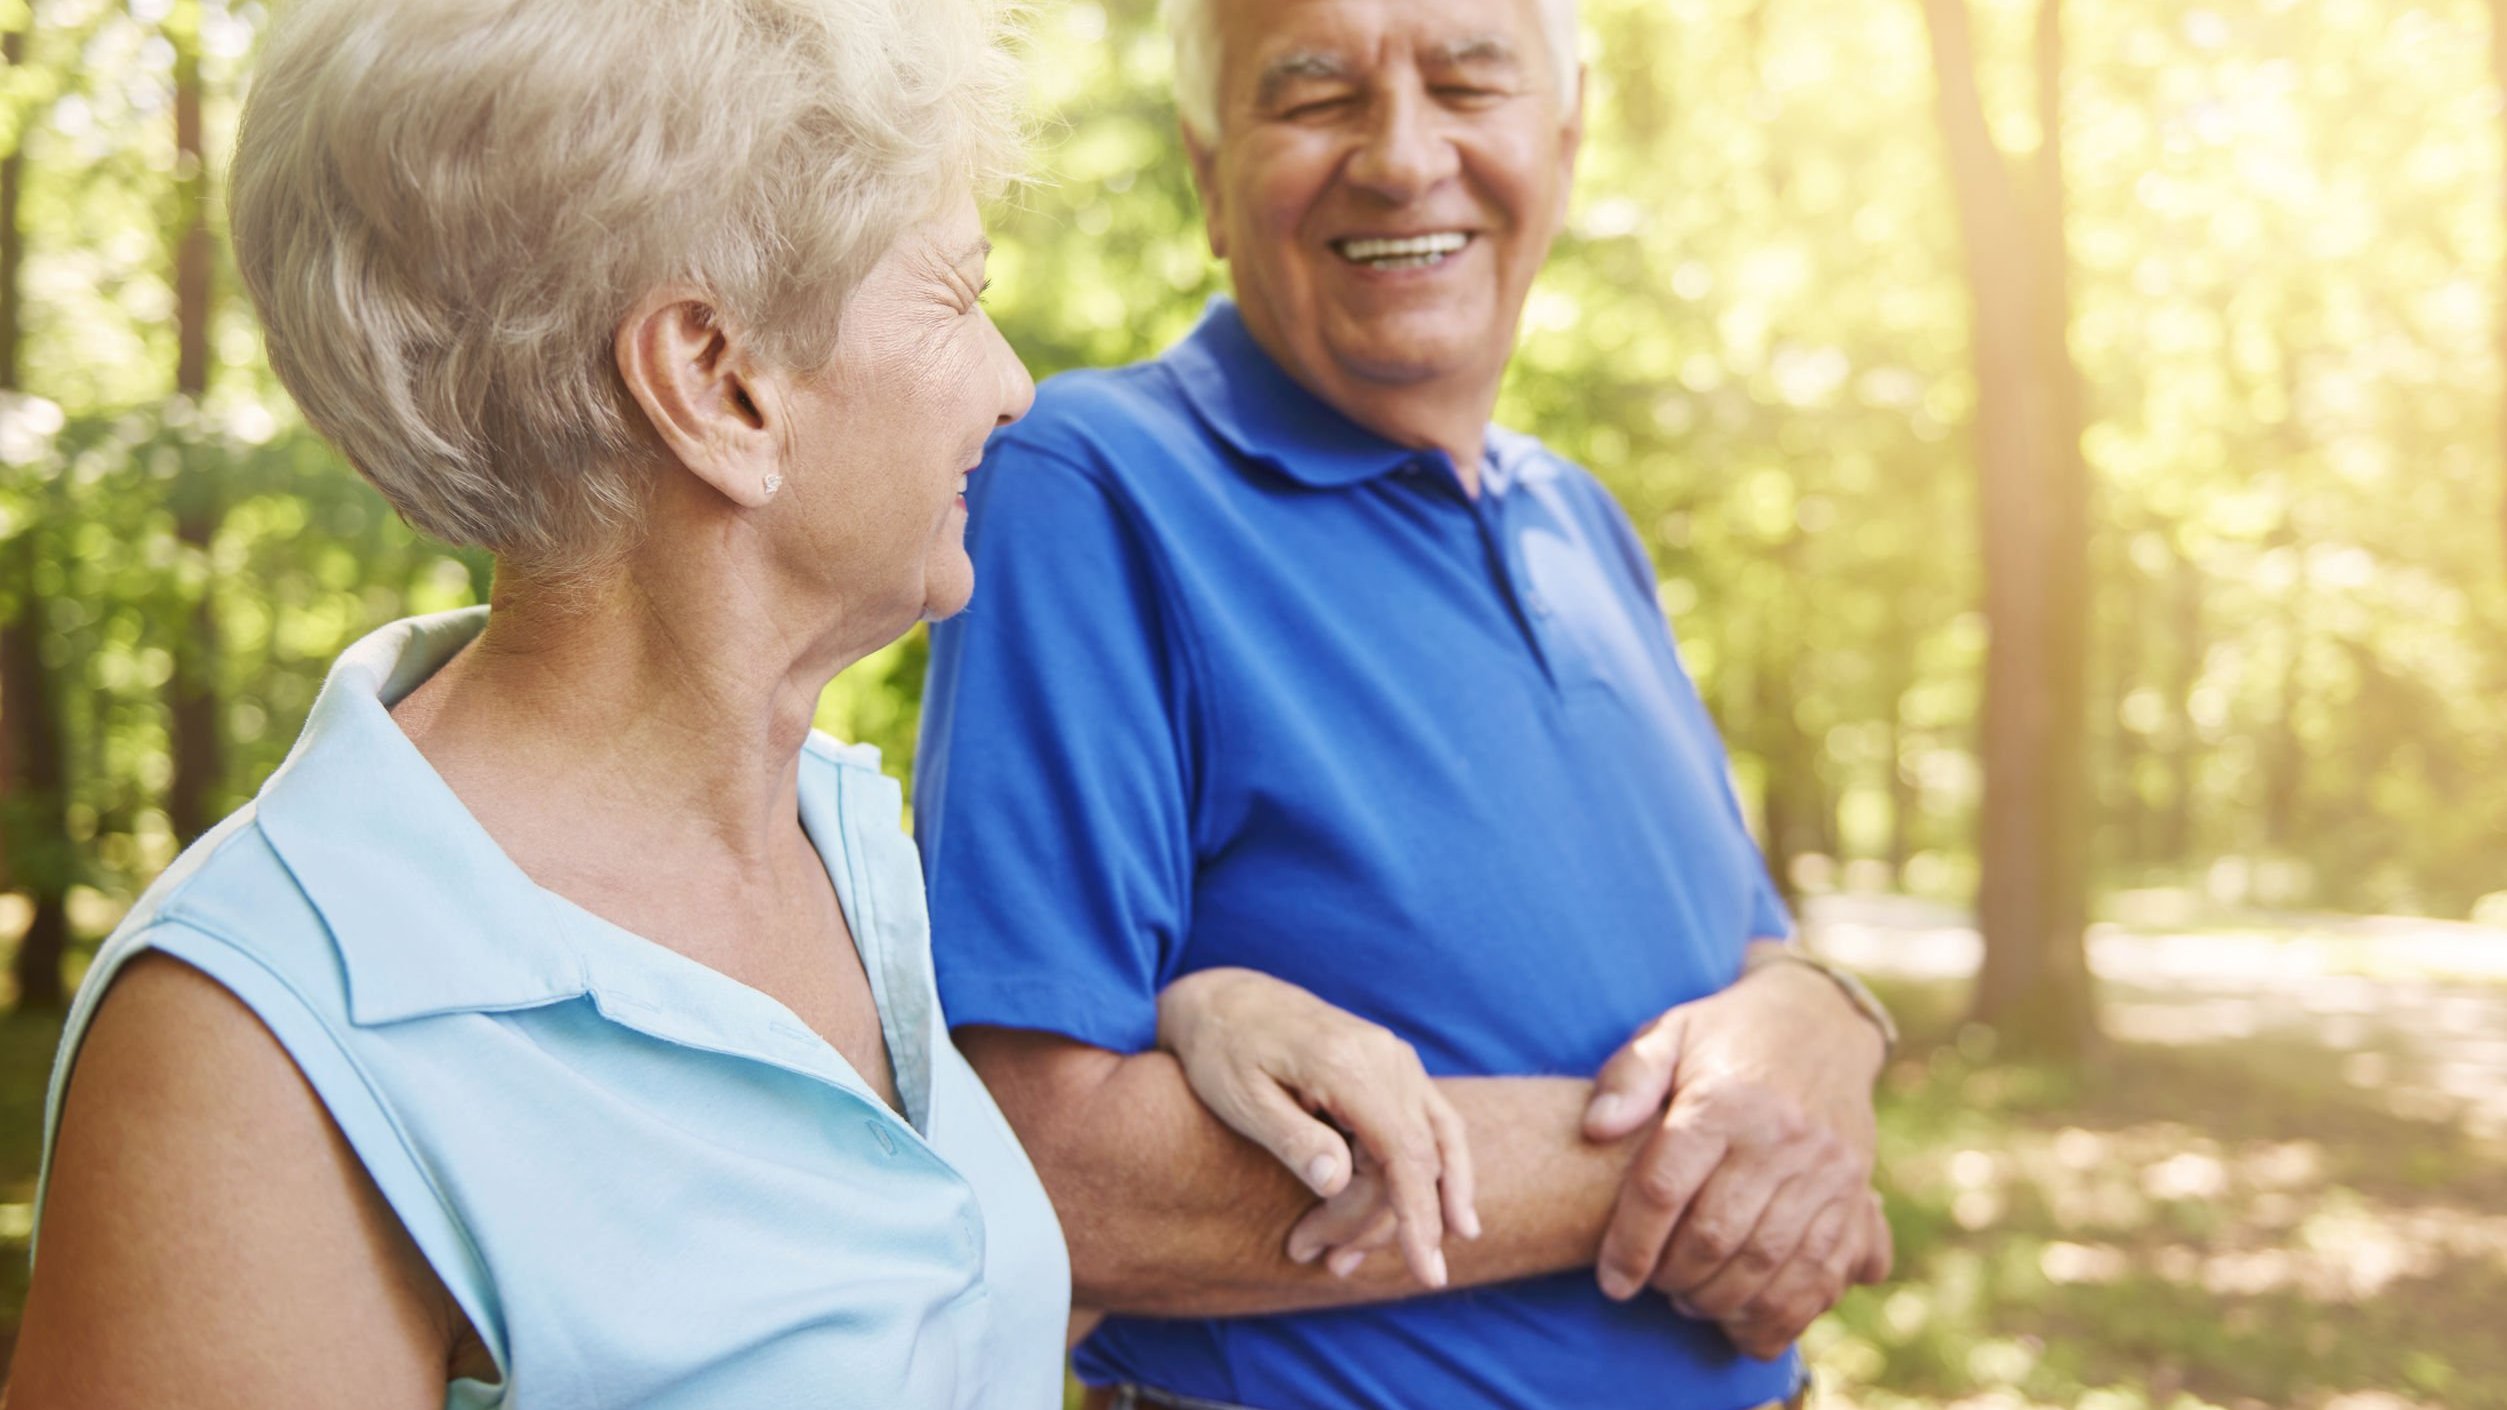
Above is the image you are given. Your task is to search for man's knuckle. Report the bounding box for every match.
[1597,1238,1642,1278]
[1684,1220,1736,1262]
[1800,1221,1844,1267]
[1765,1100,1811,1144]
[1334,1030,1385,1067]
[1633,1162,1691,1209]
[1683,1083,1742,1121]
[1392,1126,1440,1165]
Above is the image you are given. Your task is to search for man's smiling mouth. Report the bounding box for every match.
[1333,232,1472,271]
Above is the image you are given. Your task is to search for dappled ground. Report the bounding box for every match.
[2,912,2502,1406]
[1810,899,2507,1410]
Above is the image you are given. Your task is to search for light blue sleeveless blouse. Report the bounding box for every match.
[35,609,1070,1408]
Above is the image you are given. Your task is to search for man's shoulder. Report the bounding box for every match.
[990,359,1211,487]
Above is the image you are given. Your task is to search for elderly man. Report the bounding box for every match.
[914,0,1898,1405]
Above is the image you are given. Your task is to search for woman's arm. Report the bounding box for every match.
[1158,968,1477,1288]
[10,955,463,1409]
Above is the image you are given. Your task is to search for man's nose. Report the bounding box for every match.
[1344,82,1460,202]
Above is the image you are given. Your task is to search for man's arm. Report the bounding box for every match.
[971,941,1894,1342]
[961,1027,1644,1317]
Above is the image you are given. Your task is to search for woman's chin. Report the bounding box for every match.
[920,557,977,623]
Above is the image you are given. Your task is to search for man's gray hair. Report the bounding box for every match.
[232,0,1025,575]
[1160,0,1580,142]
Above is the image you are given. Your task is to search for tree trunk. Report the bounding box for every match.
[0,542,69,1012]
[2160,540,2201,866]
[1754,641,1805,917]
[2494,0,2507,572]
[166,0,225,843]
[2105,526,2147,875]
[1885,607,1915,883]
[2262,522,2306,858]
[0,16,71,1010]
[1920,0,2097,1058]
[1884,695,1917,885]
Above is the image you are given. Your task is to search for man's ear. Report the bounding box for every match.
[615,286,783,509]
[1183,123,1229,261]
[1555,65,1588,220]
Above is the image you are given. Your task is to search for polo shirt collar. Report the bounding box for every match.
[1162,297,1431,488]
[256,608,593,1025]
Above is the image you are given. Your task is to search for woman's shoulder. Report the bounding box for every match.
[40,803,373,1251]
[84,802,352,1023]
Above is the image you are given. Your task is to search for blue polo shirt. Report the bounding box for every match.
[917,300,1797,1409]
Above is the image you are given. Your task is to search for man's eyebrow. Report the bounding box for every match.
[1425,36,1521,68]
[1255,50,1354,106]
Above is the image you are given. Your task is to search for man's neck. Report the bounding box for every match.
[1234,308,1501,498]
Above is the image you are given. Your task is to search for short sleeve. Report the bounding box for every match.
[36,920,507,1367]
[1747,871,1795,941]
[916,441,1199,1055]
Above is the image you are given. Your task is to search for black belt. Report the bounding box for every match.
[1108,1386,1262,1410]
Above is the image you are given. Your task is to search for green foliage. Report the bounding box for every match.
[0,395,483,914]
[8,0,2507,937]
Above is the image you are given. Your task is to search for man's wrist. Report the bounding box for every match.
[1742,943,1898,1069]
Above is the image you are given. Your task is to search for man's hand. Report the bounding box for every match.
[1579,950,1892,1358]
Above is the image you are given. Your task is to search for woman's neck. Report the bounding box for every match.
[390,530,883,875]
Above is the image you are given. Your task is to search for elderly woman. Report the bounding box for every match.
[9,1,1474,1406]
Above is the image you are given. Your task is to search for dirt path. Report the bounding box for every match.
[1804,894,2507,1143]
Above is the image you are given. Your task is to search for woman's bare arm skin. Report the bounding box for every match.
[10,955,463,1410]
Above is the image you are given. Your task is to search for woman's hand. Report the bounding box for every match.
[1157,967,1479,1288]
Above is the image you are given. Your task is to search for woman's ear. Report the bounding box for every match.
[615,286,785,509]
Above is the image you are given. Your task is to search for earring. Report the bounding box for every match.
[762,472,784,498]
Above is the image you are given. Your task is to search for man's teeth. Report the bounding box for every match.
[1337,232,1469,268]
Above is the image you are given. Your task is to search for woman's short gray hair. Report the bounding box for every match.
[232,0,1025,572]
[1160,0,1579,142]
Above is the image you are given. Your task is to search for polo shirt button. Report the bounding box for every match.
[1524,589,1551,617]
[867,1120,898,1156]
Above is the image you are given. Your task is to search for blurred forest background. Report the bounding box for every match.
[3,0,2507,1405]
